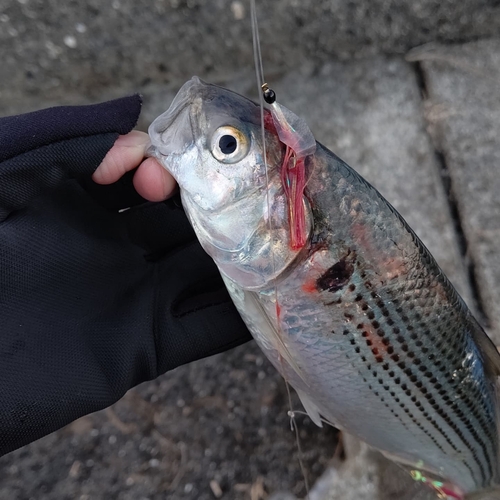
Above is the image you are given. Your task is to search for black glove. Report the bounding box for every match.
[0,95,251,456]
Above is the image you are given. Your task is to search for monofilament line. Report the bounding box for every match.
[250,2,310,498]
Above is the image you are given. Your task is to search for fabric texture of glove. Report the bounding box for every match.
[0,96,251,457]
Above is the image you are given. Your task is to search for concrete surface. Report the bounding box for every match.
[1,1,500,500]
[413,39,500,343]
[0,0,499,114]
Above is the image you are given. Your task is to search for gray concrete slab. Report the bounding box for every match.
[1,0,499,118]
[414,40,500,343]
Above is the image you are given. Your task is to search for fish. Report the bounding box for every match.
[147,76,500,499]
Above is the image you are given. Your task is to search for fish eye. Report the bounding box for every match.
[211,126,250,163]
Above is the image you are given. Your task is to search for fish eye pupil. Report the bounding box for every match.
[219,134,237,155]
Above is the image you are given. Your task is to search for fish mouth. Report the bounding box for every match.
[147,76,208,159]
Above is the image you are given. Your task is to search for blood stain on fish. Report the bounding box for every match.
[316,255,354,293]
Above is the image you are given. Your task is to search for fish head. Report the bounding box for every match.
[149,76,275,211]
[148,77,312,289]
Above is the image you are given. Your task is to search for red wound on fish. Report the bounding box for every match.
[263,110,277,134]
[281,145,307,250]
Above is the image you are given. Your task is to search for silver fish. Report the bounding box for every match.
[148,77,500,499]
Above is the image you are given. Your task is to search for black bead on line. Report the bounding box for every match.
[262,83,276,104]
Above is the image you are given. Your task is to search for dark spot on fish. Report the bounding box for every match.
[348,284,356,292]
[361,304,369,311]
[343,330,350,335]
[357,324,364,330]
[367,311,375,320]
[372,320,380,329]
[316,258,354,293]
[355,294,363,302]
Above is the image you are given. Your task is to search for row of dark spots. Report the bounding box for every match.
[350,297,466,456]
[343,328,450,457]
[349,288,483,484]
[378,289,491,429]
[345,273,492,484]
[372,291,492,486]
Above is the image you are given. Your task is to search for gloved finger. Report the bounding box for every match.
[0,95,141,220]
[121,200,253,375]
[153,239,253,376]
[0,95,141,163]
[123,194,194,257]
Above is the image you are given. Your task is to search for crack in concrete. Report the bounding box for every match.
[411,61,490,328]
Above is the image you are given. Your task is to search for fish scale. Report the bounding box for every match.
[148,77,500,498]
[263,262,496,491]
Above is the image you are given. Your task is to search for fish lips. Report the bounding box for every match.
[148,76,205,161]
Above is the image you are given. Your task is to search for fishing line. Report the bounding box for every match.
[250,1,310,497]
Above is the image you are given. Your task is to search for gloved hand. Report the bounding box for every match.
[0,95,251,456]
